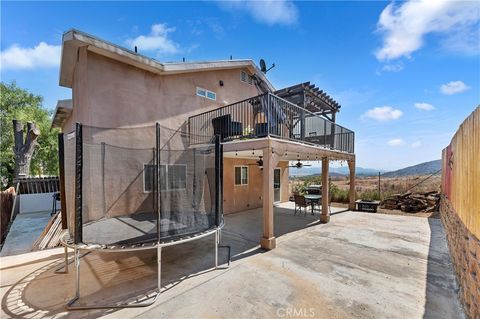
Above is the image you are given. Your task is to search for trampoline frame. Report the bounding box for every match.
[56,122,228,310]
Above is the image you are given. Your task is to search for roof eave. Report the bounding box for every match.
[59,29,275,91]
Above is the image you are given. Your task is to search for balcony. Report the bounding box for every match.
[188,93,354,154]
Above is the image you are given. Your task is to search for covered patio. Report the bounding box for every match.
[223,136,356,250]
[1,205,463,318]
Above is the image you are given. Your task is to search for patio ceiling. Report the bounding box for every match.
[222,136,354,162]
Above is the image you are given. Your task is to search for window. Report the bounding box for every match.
[196,87,206,97]
[144,164,187,192]
[206,91,216,100]
[196,87,216,101]
[234,166,248,186]
[144,164,156,192]
[166,164,187,190]
[241,71,253,85]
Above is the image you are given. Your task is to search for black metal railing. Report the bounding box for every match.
[188,93,354,153]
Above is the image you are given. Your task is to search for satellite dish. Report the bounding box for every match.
[259,58,275,74]
[260,59,267,73]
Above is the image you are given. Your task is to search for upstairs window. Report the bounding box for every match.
[197,87,216,101]
[234,166,248,186]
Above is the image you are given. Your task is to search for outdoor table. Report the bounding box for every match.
[304,194,322,215]
[355,200,381,213]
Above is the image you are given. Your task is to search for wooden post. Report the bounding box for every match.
[320,157,330,223]
[12,120,40,178]
[378,171,381,200]
[348,159,356,210]
[260,146,276,250]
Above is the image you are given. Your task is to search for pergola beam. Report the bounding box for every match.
[275,82,341,120]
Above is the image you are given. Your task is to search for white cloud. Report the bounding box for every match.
[219,0,298,26]
[381,63,404,72]
[375,0,480,61]
[363,106,403,122]
[0,42,61,70]
[411,141,422,148]
[440,81,470,95]
[414,102,435,111]
[388,138,405,147]
[125,23,179,54]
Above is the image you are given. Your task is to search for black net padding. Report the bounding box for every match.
[62,123,221,246]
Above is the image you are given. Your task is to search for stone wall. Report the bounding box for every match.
[440,195,480,319]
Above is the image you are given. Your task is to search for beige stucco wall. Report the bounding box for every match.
[63,48,259,132]
[62,48,290,221]
[223,158,289,214]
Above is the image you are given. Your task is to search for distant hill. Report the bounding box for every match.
[382,160,441,178]
[288,160,442,178]
[331,166,385,176]
[289,166,384,177]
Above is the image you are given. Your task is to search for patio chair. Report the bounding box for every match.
[212,114,243,141]
[294,194,308,216]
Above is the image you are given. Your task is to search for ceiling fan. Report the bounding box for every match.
[247,156,263,168]
[289,157,312,169]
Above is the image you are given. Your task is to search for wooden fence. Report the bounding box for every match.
[442,106,480,238]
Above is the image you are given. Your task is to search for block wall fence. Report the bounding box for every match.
[441,106,479,319]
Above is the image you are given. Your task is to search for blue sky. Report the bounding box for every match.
[1,1,479,170]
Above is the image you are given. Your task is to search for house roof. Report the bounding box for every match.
[51,99,72,129]
[59,29,275,91]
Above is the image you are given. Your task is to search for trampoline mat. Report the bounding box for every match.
[82,211,216,246]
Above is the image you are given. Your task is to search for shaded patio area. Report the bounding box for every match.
[1,205,463,318]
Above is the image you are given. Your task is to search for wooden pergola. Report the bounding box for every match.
[275,82,340,122]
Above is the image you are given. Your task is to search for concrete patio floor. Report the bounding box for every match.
[1,203,464,318]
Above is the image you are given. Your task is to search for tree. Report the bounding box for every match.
[12,119,40,177]
[0,82,59,188]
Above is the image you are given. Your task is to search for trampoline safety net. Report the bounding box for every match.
[62,123,222,246]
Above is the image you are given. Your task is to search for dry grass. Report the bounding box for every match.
[289,174,442,218]
[332,174,441,196]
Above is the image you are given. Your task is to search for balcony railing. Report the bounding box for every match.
[188,93,354,153]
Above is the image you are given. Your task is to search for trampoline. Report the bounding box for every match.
[57,122,228,309]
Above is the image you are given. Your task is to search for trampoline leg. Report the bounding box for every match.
[68,247,80,306]
[215,229,219,269]
[157,244,162,293]
[64,246,69,273]
[54,245,70,274]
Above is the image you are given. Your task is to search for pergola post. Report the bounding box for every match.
[320,157,330,223]
[261,146,276,250]
[348,159,356,210]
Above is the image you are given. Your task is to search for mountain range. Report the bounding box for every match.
[381,160,441,177]
[289,159,441,177]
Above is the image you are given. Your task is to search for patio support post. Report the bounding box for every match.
[320,157,330,223]
[261,145,277,250]
[348,159,356,210]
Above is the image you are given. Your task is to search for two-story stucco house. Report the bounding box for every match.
[52,29,356,250]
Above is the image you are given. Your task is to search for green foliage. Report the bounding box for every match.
[292,182,306,195]
[357,190,381,201]
[0,82,59,188]
[329,183,350,203]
